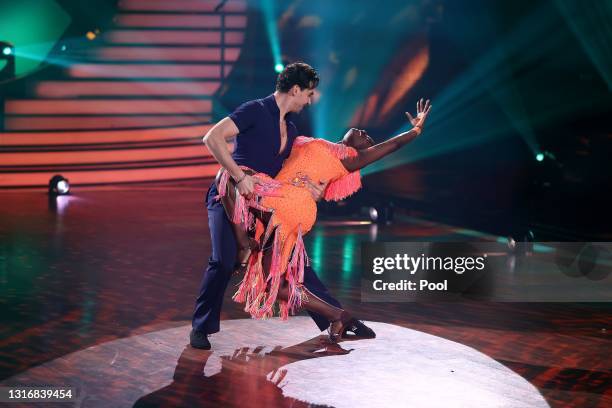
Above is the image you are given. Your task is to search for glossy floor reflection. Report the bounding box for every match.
[1,186,610,407]
[1,318,548,408]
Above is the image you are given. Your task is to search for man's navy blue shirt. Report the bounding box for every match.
[207,94,299,205]
[229,94,298,176]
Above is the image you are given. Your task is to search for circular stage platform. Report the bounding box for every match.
[1,317,548,407]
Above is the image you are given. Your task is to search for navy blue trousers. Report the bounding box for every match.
[192,187,342,334]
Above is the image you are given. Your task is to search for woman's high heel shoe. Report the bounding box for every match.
[328,310,354,343]
[278,284,354,343]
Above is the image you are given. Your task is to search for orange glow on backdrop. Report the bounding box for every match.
[362,94,380,124]
[379,45,429,120]
[348,38,429,129]
[349,93,378,128]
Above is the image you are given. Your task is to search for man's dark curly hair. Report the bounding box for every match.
[275,62,319,92]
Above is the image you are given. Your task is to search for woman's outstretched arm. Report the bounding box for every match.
[342,99,431,172]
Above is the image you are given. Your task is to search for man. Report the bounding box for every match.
[190,62,374,349]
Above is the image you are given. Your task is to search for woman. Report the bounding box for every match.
[216,98,432,342]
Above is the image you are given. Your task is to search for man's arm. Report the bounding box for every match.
[203,117,258,197]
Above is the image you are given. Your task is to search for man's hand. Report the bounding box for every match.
[305,178,329,202]
[405,98,432,130]
[235,174,261,199]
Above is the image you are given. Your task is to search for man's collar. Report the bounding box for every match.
[264,93,292,120]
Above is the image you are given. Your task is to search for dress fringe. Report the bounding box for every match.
[232,222,308,321]
[214,167,282,229]
[285,225,307,315]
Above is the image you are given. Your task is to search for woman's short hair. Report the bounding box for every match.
[276,62,319,92]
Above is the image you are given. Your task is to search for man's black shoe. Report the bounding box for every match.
[343,319,376,339]
[189,329,211,350]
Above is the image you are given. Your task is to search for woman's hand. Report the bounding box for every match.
[305,178,329,202]
[405,98,432,131]
[235,174,261,199]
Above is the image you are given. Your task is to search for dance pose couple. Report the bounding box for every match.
[190,62,431,349]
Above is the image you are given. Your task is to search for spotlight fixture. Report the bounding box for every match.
[274,63,284,73]
[0,41,16,81]
[368,207,379,222]
[506,236,516,251]
[48,174,70,195]
[535,153,544,162]
[368,203,395,225]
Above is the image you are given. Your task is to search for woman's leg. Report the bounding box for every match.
[263,246,352,343]
[215,170,258,272]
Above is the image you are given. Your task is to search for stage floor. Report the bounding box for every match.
[1,186,610,407]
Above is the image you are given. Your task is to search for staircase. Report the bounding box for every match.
[0,0,247,188]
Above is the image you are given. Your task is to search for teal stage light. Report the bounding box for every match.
[262,0,283,77]
[2,46,12,55]
[0,0,72,76]
[536,153,544,162]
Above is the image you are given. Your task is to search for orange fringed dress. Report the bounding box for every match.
[217,136,362,320]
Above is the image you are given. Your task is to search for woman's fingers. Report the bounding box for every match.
[406,111,415,123]
[416,98,431,114]
[304,178,328,201]
[410,99,432,124]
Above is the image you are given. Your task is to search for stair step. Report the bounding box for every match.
[68,63,223,78]
[0,124,212,145]
[114,14,246,28]
[36,81,222,97]
[4,115,212,131]
[86,46,240,62]
[104,30,244,45]
[6,99,212,115]
[118,0,247,13]
[0,163,220,187]
[0,0,246,188]
[0,144,207,166]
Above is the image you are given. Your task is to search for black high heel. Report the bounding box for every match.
[276,281,375,343]
[341,318,376,339]
[328,310,353,343]
[295,286,353,343]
